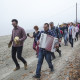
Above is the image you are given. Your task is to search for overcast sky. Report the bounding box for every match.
[0,0,80,36]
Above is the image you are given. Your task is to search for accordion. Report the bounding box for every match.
[39,33,59,52]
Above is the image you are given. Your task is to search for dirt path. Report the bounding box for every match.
[0,36,80,80]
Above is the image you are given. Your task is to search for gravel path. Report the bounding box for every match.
[0,35,80,80]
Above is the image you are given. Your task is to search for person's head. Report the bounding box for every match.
[75,24,78,27]
[49,22,54,28]
[34,26,39,32]
[64,23,66,27]
[59,25,61,28]
[44,23,49,31]
[70,22,73,26]
[11,19,18,27]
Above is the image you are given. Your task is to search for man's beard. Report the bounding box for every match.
[13,25,17,28]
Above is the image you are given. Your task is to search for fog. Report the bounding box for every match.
[0,0,80,36]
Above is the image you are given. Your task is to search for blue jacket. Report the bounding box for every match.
[51,27,62,39]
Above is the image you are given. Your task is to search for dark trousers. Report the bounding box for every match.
[36,49,53,76]
[51,48,61,59]
[64,34,68,46]
[51,52,56,59]
[56,48,61,55]
[75,32,79,41]
[69,35,73,47]
[12,46,27,67]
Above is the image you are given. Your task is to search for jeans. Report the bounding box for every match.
[36,49,53,76]
[69,35,73,47]
[12,46,27,67]
[64,33,68,46]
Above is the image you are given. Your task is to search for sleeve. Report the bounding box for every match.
[68,27,69,33]
[51,29,57,38]
[36,31,42,41]
[49,30,56,37]
[54,30,57,37]
[19,28,27,42]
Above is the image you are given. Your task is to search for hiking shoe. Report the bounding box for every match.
[13,66,20,71]
[50,69,54,73]
[33,75,40,79]
[24,63,27,70]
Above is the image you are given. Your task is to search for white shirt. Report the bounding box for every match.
[68,26,76,39]
[75,26,79,33]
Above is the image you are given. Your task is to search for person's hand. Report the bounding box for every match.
[8,41,12,48]
[27,33,30,37]
[59,38,61,42]
[54,43,59,49]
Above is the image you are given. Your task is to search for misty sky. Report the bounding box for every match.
[0,0,80,36]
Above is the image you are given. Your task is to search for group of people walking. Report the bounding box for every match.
[60,22,79,47]
[8,19,80,79]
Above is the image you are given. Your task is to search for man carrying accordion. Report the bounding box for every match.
[33,23,59,79]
